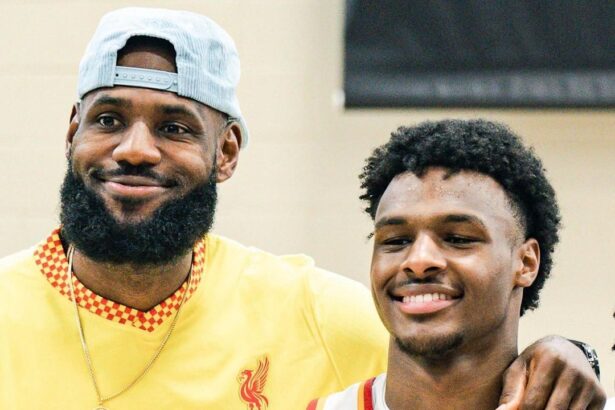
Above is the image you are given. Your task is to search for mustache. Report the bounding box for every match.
[395,277,443,286]
[90,165,178,187]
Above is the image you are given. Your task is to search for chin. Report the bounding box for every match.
[105,195,168,220]
[112,212,154,226]
[110,205,159,225]
[394,330,464,359]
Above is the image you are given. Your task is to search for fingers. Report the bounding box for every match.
[519,340,606,410]
[497,358,527,410]
[586,394,607,410]
[519,357,559,410]
[568,380,607,410]
[543,371,575,410]
[505,336,606,410]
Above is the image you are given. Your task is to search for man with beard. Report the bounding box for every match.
[309,120,607,409]
[0,8,605,410]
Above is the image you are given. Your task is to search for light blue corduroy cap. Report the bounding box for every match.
[78,7,248,147]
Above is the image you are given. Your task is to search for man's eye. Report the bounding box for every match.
[160,123,189,134]
[97,115,120,128]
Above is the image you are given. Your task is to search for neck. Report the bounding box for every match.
[385,335,518,410]
[69,247,193,311]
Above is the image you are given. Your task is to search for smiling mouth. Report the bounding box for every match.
[95,175,174,201]
[400,293,453,303]
[390,286,462,315]
[394,295,460,315]
[104,180,165,196]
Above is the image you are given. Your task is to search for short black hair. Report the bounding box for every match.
[360,119,561,315]
[118,35,177,67]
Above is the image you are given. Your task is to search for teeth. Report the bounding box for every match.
[401,293,452,303]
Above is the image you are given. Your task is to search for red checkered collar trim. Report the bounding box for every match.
[34,228,205,332]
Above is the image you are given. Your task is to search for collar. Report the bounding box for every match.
[34,228,205,332]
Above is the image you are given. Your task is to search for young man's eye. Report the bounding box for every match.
[381,237,412,249]
[445,235,475,245]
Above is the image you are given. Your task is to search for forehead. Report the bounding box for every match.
[375,168,517,229]
[81,86,207,116]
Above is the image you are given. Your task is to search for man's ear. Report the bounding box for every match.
[216,122,241,183]
[66,103,80,159]
[514,238,541,288]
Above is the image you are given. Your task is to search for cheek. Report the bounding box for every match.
[70,144,106,174]
[369,253,404,326]
[163,145,213,175]
[369,269,395,332]
[370,253,398,292]
[461,255,515,308]
[71,135,116,161]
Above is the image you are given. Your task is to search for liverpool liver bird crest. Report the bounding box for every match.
[238,356,270,410]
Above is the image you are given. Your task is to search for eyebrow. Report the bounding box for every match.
[442,214,488,230]
[374,217,407,229]
[161,104,201,119]
[88,95,132,109]
[374,214,488,230]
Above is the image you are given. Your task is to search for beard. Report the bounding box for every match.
[394,332,464,360]
[60,163,217,265]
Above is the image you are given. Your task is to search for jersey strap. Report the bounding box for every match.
[306,398,325,410]
[358,377,375,410]
[306,377,376,410]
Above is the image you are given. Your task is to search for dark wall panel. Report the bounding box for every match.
[344,0,615,108]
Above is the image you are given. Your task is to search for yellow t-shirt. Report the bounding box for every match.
[0,229,387,409]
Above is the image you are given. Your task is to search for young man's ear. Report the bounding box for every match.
[65,103,80,159]
[514,238,541,288]
[216,122,241,183]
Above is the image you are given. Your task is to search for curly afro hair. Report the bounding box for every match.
[360,119,561,315]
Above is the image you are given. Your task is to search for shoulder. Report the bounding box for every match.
[206,234,379,321]
[1,229,62,286]
[0,246,42,310]
[308,375,385,410]
[206,233,316,272]
[205,233,368,293]
[0,246,38,281]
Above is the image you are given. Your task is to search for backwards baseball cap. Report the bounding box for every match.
[78,7,248,147]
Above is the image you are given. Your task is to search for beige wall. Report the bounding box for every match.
[1,0,613,394]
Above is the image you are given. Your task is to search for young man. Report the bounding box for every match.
[309,119,606,409]
[0,8,604,409]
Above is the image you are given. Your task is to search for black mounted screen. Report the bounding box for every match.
[344,0,615,108]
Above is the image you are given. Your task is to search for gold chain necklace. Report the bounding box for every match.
[67,245,191,410]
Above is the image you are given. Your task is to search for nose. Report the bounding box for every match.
[111,122,162,166]
[400,232,446,279]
